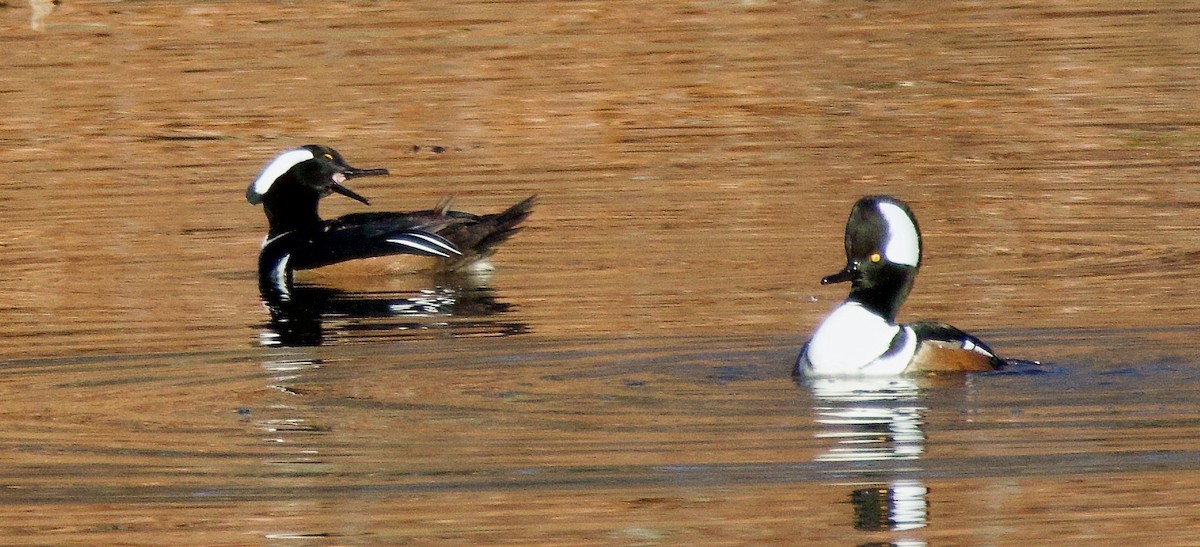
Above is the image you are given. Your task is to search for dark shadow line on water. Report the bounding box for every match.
[0,350,264,372]
[983,323,1200,340]
[0,449,1196,504]
[8,322,1200,371]
[0,333,794,370]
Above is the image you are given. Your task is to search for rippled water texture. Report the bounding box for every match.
[2,1,1200,544]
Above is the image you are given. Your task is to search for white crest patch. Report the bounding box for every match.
[877,202,920,267]
[251,148,315,198]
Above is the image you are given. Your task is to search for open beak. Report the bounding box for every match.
[330,182,371,205]
[820,263,860,285]
[330,167,388,206]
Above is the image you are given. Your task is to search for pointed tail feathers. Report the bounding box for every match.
[473,195,536,253]
[435,195,536,271]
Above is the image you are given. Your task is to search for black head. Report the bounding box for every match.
[246,145,388,233]
[820,195,922,321]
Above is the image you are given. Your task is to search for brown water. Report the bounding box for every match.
[2,0,1200,544]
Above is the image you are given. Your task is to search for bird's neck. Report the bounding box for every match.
[846,265,917,323]
[261,180,323,235]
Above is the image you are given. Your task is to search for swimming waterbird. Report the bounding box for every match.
[795,195,1004,376]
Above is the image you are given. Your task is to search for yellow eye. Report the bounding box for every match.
[323,153,334,160]
[869,252,882,263]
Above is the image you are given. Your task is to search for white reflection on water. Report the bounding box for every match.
[809,377,925,462]
[807,376,930,537]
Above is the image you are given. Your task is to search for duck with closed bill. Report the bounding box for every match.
[795,195,1004,377]
[247,145,535,300]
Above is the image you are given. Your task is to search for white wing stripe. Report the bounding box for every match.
[386,237,451,258]
[405,232,461,256]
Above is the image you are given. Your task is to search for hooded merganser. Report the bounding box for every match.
[795,196,1004,377]
[247,145,532,298]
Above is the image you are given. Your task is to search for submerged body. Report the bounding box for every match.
[247,145,534,299]
[795,195,1003,377]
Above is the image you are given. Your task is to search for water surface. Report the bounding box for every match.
[2,1,1200,544]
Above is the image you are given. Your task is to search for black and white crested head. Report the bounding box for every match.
[246,145,390,235]
[820,195,923,322]
[246,145,385,207]
[246,147,317,205]
[845,195,921,269]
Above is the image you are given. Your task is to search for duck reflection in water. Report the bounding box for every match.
[258,274,527,347]
[803,376,933,539]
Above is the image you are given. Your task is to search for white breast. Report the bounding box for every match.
[802,302,917,376]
